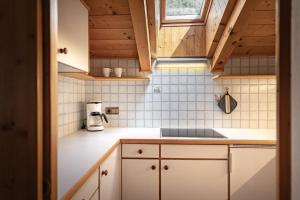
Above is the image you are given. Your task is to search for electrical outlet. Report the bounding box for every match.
[105,107,119,115]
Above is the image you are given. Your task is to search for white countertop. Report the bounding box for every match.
[58,128,276,199]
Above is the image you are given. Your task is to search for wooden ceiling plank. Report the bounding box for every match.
[211,0,262,71]
[90,39,137,50]
[255,0,275,11]
[244,24,275,37]
[89,28,135,40]
[84,0,130,15]
[128,0,152,71]
[240,36,275,47]
[89,15,133,29]
[232,45,275,56]
[248,10,275,25]
[91,49,138,58]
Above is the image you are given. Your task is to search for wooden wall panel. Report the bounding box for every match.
[157,26,206,57]
[0,0,43,199]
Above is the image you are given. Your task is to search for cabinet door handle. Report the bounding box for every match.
[58,47,68,54]
[101,170,108,176]
[138,149,143,154]
[163,165,169,170]
[151,165,156,170]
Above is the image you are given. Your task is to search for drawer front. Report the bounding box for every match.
[161,145,228,159]
[122,144,159,158]
[71,169,99,200]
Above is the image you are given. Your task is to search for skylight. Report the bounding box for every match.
[166,0,204,20]
[162,0,210,24]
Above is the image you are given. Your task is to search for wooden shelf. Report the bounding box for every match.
[59,72,149,81]
[212,74,276,80]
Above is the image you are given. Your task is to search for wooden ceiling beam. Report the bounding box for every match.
[128,0,152,71]
[206,0,237,57]
[146,0,159,58]
[210,0,262,72]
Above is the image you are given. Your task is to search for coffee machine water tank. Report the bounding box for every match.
[86,101,108,131]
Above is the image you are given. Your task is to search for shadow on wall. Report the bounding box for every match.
[157,26,205,57]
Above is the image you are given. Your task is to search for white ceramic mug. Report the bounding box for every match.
[103,68,112,77]
[114,68,125,78]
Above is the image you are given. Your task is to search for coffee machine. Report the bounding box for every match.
[86,101,108,131]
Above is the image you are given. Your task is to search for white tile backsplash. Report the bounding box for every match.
[84,57,276,129]
[57,73,86,138]
[57,56,277,137]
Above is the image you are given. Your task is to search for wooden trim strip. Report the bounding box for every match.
[120,139,276,145]
[121,157,159,160]
[227,146,231,199]
[277,0,291,198]
[160,158,228,160]
[60,141,120,200]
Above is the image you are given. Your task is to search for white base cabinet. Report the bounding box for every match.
[161,160,228,200]
[71,169,99,200]
[100,146,121,200]
[230,146,276,200]
[122,159,159,200]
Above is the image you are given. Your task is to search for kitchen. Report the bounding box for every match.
[1,0,298,200]
[57,0,276,199]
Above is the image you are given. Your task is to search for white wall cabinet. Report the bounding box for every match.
[230,146,276,200]
[161,160,228,200]
[58,0,89,72]
[99,146,121,200]
[122,159,159,200]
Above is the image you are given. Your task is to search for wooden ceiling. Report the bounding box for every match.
[232,0,275,55]
[207,0,276,71]
[84,0,138,58]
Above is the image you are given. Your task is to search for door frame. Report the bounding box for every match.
[42,0,293,199]
[43,0,58,199]
[276,0,292,199]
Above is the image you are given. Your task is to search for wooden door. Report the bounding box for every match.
[230,147,276,200]
[122,159,159,200]
[100,146,121,200]
[161,160,228,200]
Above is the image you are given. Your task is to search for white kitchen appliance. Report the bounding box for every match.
[86,101,108,131]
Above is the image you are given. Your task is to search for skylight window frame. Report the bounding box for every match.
[161,0,212,25]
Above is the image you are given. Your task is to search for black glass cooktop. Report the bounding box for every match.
[161,128,227,138]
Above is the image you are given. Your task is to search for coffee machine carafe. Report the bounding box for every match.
[86,101,108,131]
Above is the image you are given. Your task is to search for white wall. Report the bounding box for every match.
[292,0,300,199]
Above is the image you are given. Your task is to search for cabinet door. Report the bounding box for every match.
[122,159,159,200]
[99,146,121,200]
[161,160,228,200]
[90,190,99,200]
[230,147,276,200]
[58,0,89,72]
[71,169,99,200]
